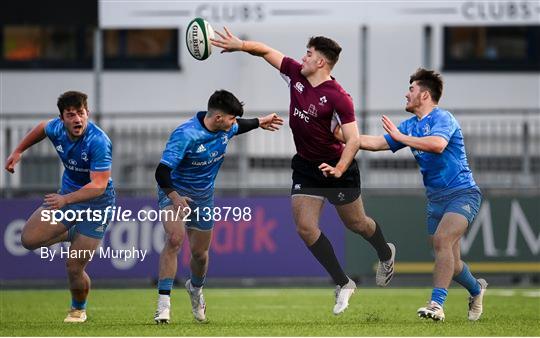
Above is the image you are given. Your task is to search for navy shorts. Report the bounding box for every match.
[427,187,482,235]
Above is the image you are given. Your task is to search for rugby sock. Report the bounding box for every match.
[71,298,87,310]
[158,278,174,296]
[190,274,206,288]
[363,222,392,261]
[431,287,448,307]
[308,232,349,287]
[453,263,481,296]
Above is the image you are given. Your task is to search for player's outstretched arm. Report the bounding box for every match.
[236,113,284,135]
[333,125,390,152]
[43,170,111,209]
[5,120,48,173]
[211,27,285,70]
[319,121,361,178]
[358,135,390,151]
[382,115,447,153]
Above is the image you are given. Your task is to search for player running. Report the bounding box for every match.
[153,89,283,323]
[335,68,487,321]
[211,28,396,315]
[4,91,116,323]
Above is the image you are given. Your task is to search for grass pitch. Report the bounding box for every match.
[1,287,539,336]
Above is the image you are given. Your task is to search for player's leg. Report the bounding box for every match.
[155,204,186,324]
[418,212,467,321]
[451,240,488,320]
[185,227,212,322]
[63,233,101,323]
[292,195,353,315]
[446,188,487,320]
[20,207,70,250]
[330,160,394,286]
[334,197,395,287]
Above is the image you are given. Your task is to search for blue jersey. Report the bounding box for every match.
[159,111,239,200]
[384,108,477,200]
[45,118,114,203]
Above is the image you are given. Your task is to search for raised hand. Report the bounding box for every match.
[259,113,284,131]
[210,27,243,53]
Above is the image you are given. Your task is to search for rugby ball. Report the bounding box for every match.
[186,18,215,61]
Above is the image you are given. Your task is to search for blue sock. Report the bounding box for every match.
[190,274,206,288]
[453,263,481,296]
[431,288,448,307]
[71,298,87,310]
[157,278,174,295]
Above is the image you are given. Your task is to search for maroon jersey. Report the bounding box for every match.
[280,57,356,162]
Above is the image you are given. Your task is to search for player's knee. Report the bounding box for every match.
[295,223,314,239]
[20,233,39,250]
[191,249,208,264]
[432,235,451,251]
[165,233,183,250]
[65,260,85,276]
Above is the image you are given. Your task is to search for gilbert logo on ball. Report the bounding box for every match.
[186,18,215,61]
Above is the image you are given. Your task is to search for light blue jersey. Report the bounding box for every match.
[45,118,115,205]
[159,111,239,201]
[384,107,477,200]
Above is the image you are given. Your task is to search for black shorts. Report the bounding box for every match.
[290,154,361,205]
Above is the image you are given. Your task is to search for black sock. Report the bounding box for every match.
[308,232,349,287]
[363,222,391,261]
[158,289,171,295]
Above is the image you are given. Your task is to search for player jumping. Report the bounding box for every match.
[153,89,283,323]
[211,28,396,315]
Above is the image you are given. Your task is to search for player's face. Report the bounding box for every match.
[217,113,237,131]
[61,106,88,139]
[300,47,323,77]
[405,81,423,113]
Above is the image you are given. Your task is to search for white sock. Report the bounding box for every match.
[158,294,170,307]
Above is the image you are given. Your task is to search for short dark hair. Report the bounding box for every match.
[57,91,88,115]
[409,68,443,103]
[307,36,342,67]
[207,90,244,117]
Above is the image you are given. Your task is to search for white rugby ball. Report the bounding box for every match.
[186,18,215,61]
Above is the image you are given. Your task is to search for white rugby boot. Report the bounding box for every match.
[185,279,207,322]
[468,278,488,321]
[333,278,356,315]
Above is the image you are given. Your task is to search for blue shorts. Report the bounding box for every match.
[426,187,482,235]
[157,188,214,231]
[55,199,115,240]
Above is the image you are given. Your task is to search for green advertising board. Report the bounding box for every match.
[345,194,540,275]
